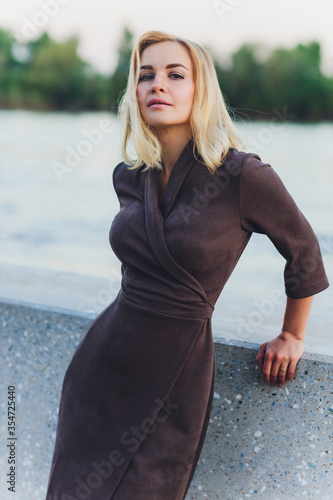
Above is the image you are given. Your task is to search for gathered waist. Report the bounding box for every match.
[118,285,214,320]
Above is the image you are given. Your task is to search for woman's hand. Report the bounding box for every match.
[256,330,304,387]
[256,295,314,386]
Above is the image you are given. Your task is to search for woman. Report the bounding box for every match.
[45,30,329,499]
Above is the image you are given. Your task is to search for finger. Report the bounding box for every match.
[268,360,282,386]
[277,364,290,387]
[285,359,298,381]
[261,352,273,384]
[256,343,267,372]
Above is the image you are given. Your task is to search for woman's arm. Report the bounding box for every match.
[238,154,329,386]
[256,295,314,387]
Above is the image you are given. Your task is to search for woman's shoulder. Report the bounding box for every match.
[112,161,148,192]
[224,147,264,170]
[113,160,145,179]
[217,147,268,181]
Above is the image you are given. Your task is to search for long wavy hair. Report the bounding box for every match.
[118,30,245,173]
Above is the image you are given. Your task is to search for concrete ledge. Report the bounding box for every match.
[192,338,333,499]
[0,299,332,499]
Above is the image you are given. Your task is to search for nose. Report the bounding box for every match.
[150,74,166,93]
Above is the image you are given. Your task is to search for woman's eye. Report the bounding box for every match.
[139,74,153,82]
[138,73,184,82]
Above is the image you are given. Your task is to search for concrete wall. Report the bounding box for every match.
[0,299,332,500]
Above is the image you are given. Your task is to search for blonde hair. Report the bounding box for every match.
[118,30,245,173]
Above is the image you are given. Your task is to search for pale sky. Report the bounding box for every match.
[1,0,333,75]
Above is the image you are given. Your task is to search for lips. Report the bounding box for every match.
[148,99,171,107]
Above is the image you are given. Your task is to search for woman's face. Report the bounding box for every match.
[136,41,195,133]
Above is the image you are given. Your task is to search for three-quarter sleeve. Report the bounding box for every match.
[239,153,329,299]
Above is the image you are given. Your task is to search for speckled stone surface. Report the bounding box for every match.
[188,338,333,499]
[0,299,332,500]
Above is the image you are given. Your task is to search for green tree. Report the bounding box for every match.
[215,44,268,119]
[108,26,134,111]
[0,25,332,119]
[24,33,90,110]
[261,42,327,120]
[0,29,16,105]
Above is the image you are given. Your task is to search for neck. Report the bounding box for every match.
[155,126,193,175]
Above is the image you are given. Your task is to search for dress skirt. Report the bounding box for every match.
[45,290,216,500]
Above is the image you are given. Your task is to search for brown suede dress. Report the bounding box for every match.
[45,138,329,499]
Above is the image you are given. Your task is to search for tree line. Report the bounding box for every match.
[1,26,332,121]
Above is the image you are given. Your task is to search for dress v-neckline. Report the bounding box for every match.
[144,135,215,308]
[155,137,195,213]
[157,174,168,209]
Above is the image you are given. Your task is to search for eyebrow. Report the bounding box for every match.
[139,63,189,71]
